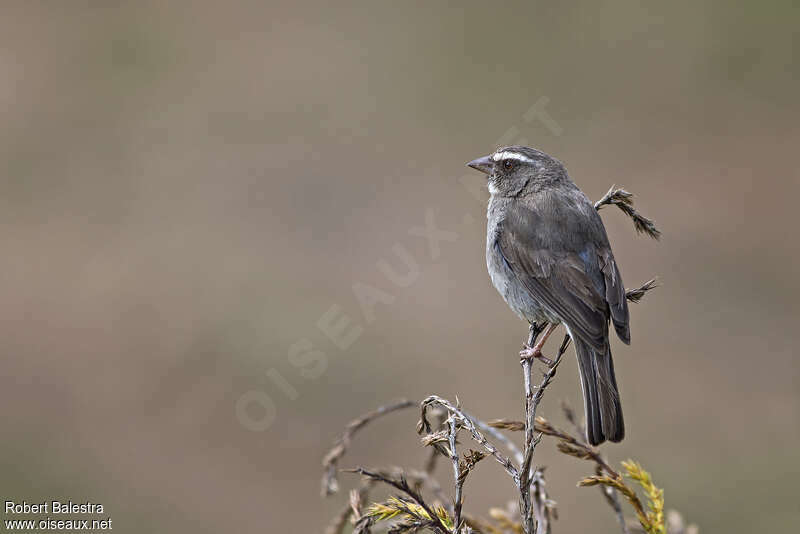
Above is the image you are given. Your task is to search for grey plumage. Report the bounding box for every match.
[469,146,629,445]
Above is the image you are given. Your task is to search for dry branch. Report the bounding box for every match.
[520,333,571,534]
[322,398,416,496]
[448,415,464,531]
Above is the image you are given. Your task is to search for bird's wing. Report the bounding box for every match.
[598,246,630,344]
[495,199,629,349]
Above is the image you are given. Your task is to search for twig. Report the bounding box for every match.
[519,333,570,534]
[404,468,450,512]
[322,399,416,496]
[463,409,524,466]
[531,468,556,534]
[491,407,631,534]
[626,278,658,303]
[364,466,451,512]
[448,415,465,532]
[420,396,519,481]
[517,323,546,534]
[539,417,620,479]
[595,186,660,308]
[489,415,620,479]
[595,185,661,240]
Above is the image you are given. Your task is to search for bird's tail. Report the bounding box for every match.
[574,337,625,445]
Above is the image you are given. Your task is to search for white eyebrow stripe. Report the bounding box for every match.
[492,151,535,164]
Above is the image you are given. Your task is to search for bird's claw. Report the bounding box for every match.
[519,345,554,366]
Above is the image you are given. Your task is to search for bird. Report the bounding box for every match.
[467,145,630,445]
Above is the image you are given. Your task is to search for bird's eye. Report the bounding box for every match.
[503,159,514,170]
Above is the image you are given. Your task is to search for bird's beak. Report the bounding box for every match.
[466,155,494,175]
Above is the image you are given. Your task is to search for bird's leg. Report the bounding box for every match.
[526,322,546,346]
[520,323,558,365]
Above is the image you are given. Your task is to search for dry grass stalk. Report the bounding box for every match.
[594,185,661,240]
[625,279,659,303]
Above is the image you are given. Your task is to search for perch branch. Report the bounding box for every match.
[491,404,635,534]
[519,333,570,534]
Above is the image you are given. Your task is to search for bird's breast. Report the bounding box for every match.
[486,222,550,324]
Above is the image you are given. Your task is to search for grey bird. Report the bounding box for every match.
[467,146,630,445]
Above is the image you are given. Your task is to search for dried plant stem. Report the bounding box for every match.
[463,409,523,466]
[626,279,658,303]
[420,396,520,481]
[519,331,570,534]
[491,410,632,534]
[532,468,555,534]
[448,415,465,532]
[527,335,572,533]
[594,185,661,240]
[404,467,450,512]
[367,466,452,512]
[519,357,536,532]
[322,398,416,496]
[489,416,620,479]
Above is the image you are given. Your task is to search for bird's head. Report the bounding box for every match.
[466,146,566,197]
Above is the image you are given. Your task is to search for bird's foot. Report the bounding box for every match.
[519,345,554,366]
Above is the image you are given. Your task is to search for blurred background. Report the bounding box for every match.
[2,1,798,532]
